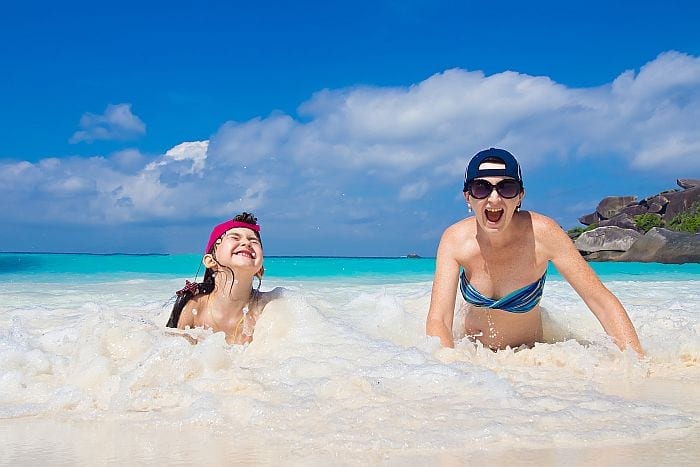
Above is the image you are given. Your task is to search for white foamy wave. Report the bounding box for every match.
[0,277,698,463]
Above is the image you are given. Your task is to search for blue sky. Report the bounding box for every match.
[2,0,699,256]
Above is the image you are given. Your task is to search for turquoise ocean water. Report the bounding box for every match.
[1,252,699,464]
[2,252,699,282]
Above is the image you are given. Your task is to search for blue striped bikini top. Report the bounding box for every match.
[459,269,547,313]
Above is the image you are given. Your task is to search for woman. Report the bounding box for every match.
[166,212,282,344]
[426,148,643,354]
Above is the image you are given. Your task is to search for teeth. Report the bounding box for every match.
[485,207,504,223]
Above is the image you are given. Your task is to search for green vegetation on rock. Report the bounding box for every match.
[566,224,597,239]
[570,199,700,237]
[633,213,663,232]
[668,202,700,233]
[631,203,700,233]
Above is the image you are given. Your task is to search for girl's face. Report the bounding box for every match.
[465,175,523,232]
[214,227,264,273]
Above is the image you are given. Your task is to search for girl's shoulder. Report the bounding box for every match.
[185,292,209,308]
[250,286,286,318]
[180,293,209,321]
[256,286,286,304]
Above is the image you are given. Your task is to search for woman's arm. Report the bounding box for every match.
[544,218,644,355]
[426,229,462,348]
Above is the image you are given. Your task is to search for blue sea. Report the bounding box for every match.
[2,252,699,281]
[1,253,699,465]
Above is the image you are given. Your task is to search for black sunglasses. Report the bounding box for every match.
[467,179,522,199]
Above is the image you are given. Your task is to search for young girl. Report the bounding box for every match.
[166,212,282,344]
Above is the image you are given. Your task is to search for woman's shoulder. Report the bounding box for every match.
[443,217,476,240]
[523,210,565,233]
[438,218,479,261]
[523,211,575,254]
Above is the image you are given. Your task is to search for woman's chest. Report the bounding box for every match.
[462,248,546,299]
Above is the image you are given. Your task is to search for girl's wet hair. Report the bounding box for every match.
[166,212,262,328]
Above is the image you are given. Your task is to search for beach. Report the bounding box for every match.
[1,254,699,465]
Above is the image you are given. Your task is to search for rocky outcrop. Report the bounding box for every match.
[575,226,642,253]
[620,228,700,263]
[577,179,700,229]
[596,196,638,220]
[579,250,626,261]
[663,185,700,222]
[579,196,638,226]
[677,179,700,190]
[598,213,639,230]
[573,179,699,263]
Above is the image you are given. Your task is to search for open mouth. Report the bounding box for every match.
[235,250,255,259]
[485,208,504,223]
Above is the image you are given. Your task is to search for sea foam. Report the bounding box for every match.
[0,269,698,464]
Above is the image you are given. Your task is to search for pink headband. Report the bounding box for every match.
[205,220,261,253]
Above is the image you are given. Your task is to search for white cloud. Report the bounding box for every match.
[399,180,430,201]
[147,140,208,175]
[5,51,700,236]
[109,148,149,174]
[208,114,297,166]
[70,103,146,143]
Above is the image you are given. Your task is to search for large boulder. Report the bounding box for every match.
[598,213,640,231]
[620,228,700,263]
[644,194,669,214]
[663,185,700,222]
[619,204,648,217]
[578,212,601,226]
[677,179,700,189]
[595,196,637,220]
[574,226,642,253]
[581,250,626,262]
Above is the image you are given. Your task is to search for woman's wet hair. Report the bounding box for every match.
[166,212,262,328]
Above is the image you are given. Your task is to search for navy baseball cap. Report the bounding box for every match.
[463,148,522,192]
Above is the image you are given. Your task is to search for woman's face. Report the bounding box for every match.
[465,175,523,231]
[214,227,264,273]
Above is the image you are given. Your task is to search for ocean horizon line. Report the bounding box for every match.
[0,251,433,259]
